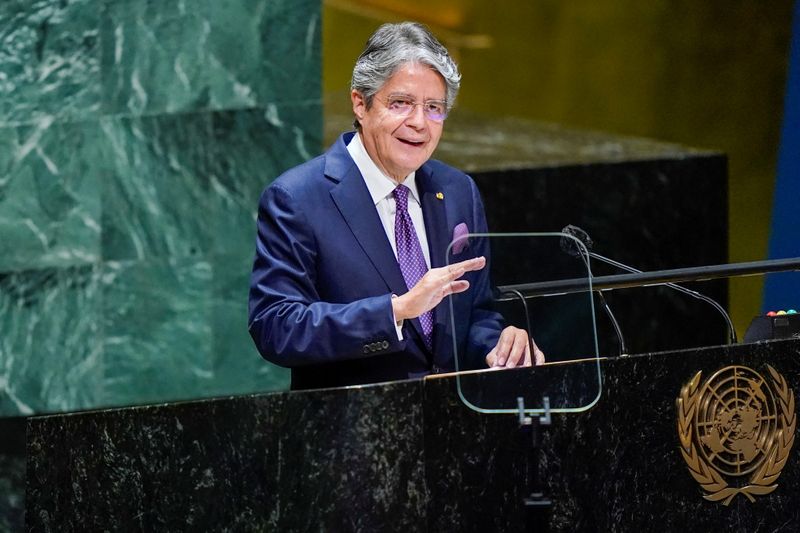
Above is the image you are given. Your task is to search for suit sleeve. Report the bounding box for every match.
[248,184,404,367]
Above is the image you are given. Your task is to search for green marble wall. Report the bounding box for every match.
[0,0,320,416]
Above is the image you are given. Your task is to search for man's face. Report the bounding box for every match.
[352,62,446,181]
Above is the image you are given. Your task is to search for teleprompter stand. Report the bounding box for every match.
[518,396,552,532]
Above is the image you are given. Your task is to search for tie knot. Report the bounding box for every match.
[393,185,410,211]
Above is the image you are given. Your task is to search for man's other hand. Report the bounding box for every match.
[485,326,546,368]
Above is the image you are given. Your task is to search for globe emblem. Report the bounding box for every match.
[695,366,779,476]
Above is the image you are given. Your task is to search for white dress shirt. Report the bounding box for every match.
[346,132,432,341]
[346,132,431,268]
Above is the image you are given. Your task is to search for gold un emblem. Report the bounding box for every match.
[676,365,796,505]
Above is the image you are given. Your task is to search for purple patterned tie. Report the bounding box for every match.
[393,184,433,349]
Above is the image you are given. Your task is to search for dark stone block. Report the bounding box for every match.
[26,340,800,531]
[0,417,26,532]
[325,108,730,358]
[422,342,800,531]
[27,382,426,532]
[472,155,729,357]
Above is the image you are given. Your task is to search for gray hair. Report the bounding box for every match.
[350,22,461,130]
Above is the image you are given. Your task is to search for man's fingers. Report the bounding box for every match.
[533,344,546,366]
[446,256,485,279]
[485,328,545,370]
[485,347,498,367]
[494,331,513,366]
[405,257,484,318]
[444,280,470,295]
[488,327,540,368]
[503,332,527,368]
[523,341,532,367]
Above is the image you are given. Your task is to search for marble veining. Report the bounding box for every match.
[2,1,322,527]
[423,340,800,531]
[207,104,322,261]
[0,265,103,415]
[0,119,102,274]
[25,340,800,531]
[100,257,215,407]
[0,0,101,127]
[99,112,211,262]
[28,380,427,531]
[0,104,320,418]
[1,0,321,128]
[100,0,321,116]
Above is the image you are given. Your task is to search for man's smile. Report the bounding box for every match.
[397,137,426,147]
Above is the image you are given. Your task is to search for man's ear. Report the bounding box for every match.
[351,89,366,122]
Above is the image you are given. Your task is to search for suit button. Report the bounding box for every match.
[363,345,370,354]
[381,340,389,349]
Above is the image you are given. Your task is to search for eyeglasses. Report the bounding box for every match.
[381,95,449,122]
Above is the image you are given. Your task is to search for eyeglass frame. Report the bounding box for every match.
[379,94,449,122]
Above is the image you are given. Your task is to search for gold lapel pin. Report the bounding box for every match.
[436,192,444,200]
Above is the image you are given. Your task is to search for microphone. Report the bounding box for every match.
[561,225,628,356]
[560,225,593,258]
[560,225,737,344]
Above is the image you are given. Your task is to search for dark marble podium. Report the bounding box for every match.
[27,339,800,532]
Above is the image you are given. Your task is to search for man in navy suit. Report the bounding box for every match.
[249,22,544,390]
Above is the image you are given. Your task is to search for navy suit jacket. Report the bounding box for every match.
[248,132,503,389]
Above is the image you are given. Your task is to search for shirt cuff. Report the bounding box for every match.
[391,294,404,341]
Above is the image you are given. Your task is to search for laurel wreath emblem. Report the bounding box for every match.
[676,365,796,505]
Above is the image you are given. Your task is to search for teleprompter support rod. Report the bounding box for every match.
[518,397,552,532]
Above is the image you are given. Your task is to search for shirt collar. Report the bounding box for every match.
[346,132,421,206]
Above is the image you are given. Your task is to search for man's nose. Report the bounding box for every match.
[404,103,427,128]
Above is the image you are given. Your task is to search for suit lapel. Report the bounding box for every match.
[329,163,408,299]
[419,172,449,270]
[418,165,453,358]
